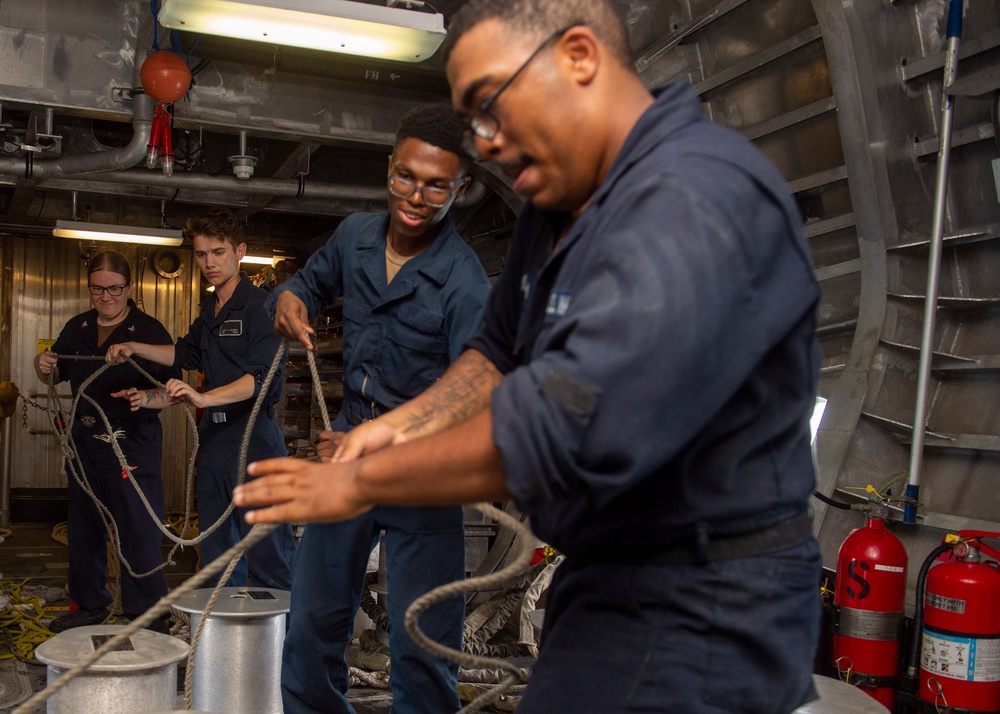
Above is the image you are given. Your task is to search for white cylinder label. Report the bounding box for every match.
[874,564,904,573]
[839,606,902,641]
[921,630,1000,682]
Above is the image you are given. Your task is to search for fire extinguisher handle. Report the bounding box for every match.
[956,530,1000,561]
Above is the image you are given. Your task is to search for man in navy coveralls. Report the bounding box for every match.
[267,104,491,714]
[237,2,823,711]
[109,208,296,589]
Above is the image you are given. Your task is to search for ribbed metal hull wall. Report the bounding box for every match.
[633,0,1000,592]
[634,0,860,546]
[5,235,199,510]
[634,0,858,417]
[809,0,1000,585]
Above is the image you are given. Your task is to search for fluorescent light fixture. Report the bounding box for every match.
[157,0,446,62]
[240,255,275,265]
[53,220,184,247]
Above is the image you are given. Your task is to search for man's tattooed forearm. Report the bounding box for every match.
[144,389,174,409]
[401,355,503,436]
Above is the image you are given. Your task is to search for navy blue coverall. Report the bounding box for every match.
[51,300,179,618]
[468,82,823,713]
[175,274,296,589]
[266,212,491,714]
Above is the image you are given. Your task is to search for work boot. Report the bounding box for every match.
[48,607,109,633]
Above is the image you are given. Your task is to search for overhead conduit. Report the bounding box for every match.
[50,169,388,203]
[0,93,499,211]
[0,94,155,178]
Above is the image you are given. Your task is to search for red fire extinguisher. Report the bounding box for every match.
[833,515,908,710]
[918,532,1000,712]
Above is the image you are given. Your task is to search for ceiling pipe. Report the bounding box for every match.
[0,94,155,178]
[0,94,500,209]
[21,169,497,207]
[58,172,500,208]
[58,168,388,202]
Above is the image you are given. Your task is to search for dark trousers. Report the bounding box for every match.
[281,505,466,714]
[516,537,822,713]
[196,415,296,589]
[67,418,168,617]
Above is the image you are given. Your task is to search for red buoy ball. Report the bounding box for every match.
[140,50,192,104]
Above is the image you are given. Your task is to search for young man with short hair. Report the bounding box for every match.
[267,103,492,714]
[109,207,296,589]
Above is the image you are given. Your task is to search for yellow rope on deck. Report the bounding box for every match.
[0,580,56,662]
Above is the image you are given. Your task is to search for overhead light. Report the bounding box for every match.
[240,255,275,265]
[53,220,184,247]
[157,0,446,63]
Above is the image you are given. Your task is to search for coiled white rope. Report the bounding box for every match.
[405,502,536,713]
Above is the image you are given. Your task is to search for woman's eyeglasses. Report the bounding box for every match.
[88,284,128,296]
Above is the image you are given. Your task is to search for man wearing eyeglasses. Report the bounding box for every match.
[239,1,822,712]
[266,102,491,714]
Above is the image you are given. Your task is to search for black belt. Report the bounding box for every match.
[642,511,813,566]
[208,402,275,424]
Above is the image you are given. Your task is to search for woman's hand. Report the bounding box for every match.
[105,342,135,365]
[35,351,58,376]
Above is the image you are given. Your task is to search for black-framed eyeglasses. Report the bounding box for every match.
[462,25,579,158]
[387,174,462,208]
[88,284,128,296]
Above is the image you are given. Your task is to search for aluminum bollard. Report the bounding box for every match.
[172,587,291,714]
[34,625,188,714]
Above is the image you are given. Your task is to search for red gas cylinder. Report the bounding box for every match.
[919,538,1000,712]
[833,516,908,710]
